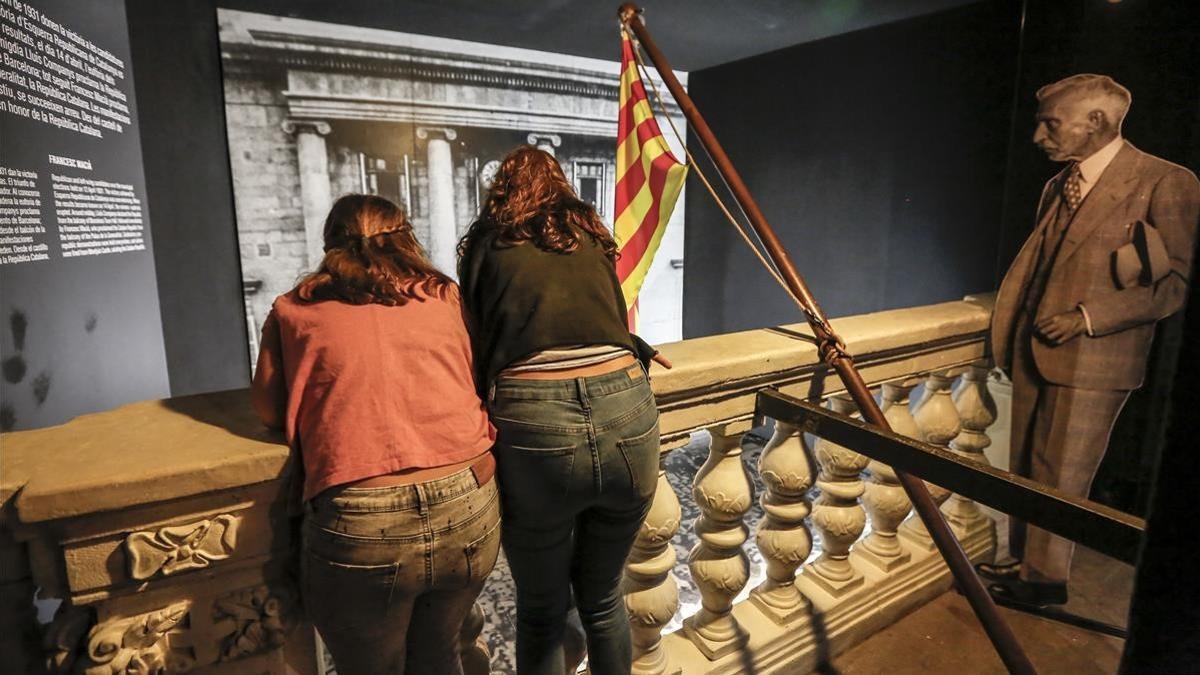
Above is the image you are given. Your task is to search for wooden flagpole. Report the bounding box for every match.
[617,4,1035,673]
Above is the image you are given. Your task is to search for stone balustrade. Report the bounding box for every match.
[626,295,1000,674]
[0,391,323,674]
[1,294,999,673]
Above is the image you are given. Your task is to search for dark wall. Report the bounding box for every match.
[126,0,250,395]
[682,2,1022,337]
[997,0,1200,515]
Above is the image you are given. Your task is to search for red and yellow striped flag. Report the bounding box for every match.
[615,31,687,330]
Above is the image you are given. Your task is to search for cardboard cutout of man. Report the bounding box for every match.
[986,74,1200,605]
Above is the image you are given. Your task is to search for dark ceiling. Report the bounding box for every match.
[216,0,977,71]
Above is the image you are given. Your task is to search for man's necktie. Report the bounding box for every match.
[1026,162,1082,314]
[1063,163,1083,212]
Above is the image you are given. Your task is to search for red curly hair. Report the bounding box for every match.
[457,145,618,263]
[296,194,452,305]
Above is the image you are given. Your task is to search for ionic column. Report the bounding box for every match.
[623,459,682,675]
[281,119,332,268]
[855,382,916,571]
[526,132,562,157]
[750,420,814,624]
[685,425,753,659]
[944,363,998,535]
[804,395,868,596]
[900,372,959,549]
[417,127,459,277]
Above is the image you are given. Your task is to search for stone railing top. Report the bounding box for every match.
[651,296,993,394]
[649,294,995,443]
[0,295,994,526]
[1,389,290,525]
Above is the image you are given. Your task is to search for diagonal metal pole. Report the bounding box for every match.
[617,4,1035,673]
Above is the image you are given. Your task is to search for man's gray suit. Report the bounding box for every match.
[992,141,1199,582]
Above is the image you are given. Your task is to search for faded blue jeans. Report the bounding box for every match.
[300,465,501,675]
[490,363,660,675]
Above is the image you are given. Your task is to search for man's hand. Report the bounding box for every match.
[1034,309,1087,346]
[651,352,673,369]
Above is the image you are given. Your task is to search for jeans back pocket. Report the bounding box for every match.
[301,549,400,630]
[617,420,660,502]
[464,518,503,586]
[494,439,578,520]
[428,482,502,589]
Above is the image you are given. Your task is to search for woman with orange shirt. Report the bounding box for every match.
[251,194,498,675]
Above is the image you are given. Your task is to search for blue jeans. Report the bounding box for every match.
[490,363,660,675]
[301,466,501,675]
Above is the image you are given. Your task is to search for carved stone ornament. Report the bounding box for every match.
[125,514,242,580]
[416,126,458,141]
[279,119,331,136]
[525,132,562,147]
[214,585,296,661]
[84,601,194,674]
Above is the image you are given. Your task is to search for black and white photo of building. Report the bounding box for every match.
[217,10,688,362]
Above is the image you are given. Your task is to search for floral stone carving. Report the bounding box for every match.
[214,585,296,661]
[125,515,241,580]
[84,602,194,674]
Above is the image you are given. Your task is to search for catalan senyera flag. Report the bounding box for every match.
[614,31,687,330]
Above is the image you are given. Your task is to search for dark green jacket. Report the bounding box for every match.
[458,229,656,391]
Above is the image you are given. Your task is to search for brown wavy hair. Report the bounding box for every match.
[457,145,618,265]
[296,194,452,305]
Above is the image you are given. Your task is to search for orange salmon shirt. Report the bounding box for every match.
[261,288,495,501]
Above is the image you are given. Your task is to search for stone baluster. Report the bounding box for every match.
[805,395,869,597]
[624,459,683,675]
[900,372,960,549]
[855,382,917,571]
[750,420,815,623]
[943,363,998,536]
[684,425,753,659]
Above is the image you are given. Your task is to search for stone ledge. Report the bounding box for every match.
[1,389,293,524]
[651,295,994,443]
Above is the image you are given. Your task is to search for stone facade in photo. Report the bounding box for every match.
[217,10,690,362]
